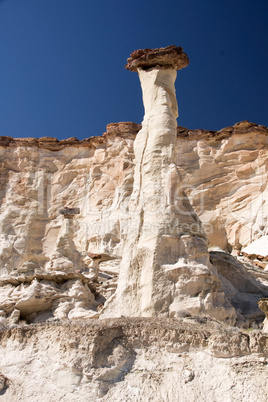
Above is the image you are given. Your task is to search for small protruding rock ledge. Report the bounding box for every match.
[125,45,189,71]
[105,122,141,136]
[59,207,80,217]
[0,272,97,289]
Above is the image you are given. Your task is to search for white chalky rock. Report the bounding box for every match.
[103,47,236,323]
[242,236,268,259]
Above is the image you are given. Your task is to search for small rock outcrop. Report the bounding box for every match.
[258,299,268,332]
[125,45,189,71]
[243,240,268,259]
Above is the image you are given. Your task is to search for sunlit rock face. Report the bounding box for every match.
[0,129,137,278]
[0,121,267,324]
[1,318,268,401]
[0,129,138,322]
[0,47,267,325]
[0,121,266,280]
[176,121,268,252]
[0,45,268,402]
[103,47,236,323]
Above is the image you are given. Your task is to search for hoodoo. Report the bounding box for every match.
[103,46,236,322]
[0,45,268,401]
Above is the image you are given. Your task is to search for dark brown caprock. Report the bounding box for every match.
[59,207,80,217]
[125,45,189,72]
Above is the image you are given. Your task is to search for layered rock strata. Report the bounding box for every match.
[0,52,267,327]
[0,119,266,255]
[176,120,268,251]
[0,318,268,401]
[0,46,267,401]
[0,120,267,325]
[103,47,236,322]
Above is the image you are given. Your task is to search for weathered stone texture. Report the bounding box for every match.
[0,45,267,401]
[0,121,267,325]
[125,45,189,71]
[0,318,268,401]
[175,121,268,251]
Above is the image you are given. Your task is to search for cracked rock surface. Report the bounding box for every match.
[0,318,268,401]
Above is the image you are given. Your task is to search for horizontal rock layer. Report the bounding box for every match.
[0,318,268,401]
[0,120,266,257]
[125,45,189,71]
[0,120,267,326]
[0,121,267,400]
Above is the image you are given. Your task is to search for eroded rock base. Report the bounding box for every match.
[0,318,268,401]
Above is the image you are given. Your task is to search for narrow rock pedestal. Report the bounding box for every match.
[45,207,84,273]
[103,46,236,323]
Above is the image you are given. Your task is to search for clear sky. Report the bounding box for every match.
[0,0,267,140]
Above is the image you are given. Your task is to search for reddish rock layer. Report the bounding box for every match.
[125,45,189,72]
[0,121,267,150]
[0,122,141,151]
[177,121,268,141]
[105,122,141,136]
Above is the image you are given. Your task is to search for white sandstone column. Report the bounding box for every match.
[103,46,236,323]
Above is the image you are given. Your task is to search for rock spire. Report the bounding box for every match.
[103,46,236,322]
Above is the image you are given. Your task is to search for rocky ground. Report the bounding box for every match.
[0,317,268,401]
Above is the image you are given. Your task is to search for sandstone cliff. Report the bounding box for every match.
[0,119,267,326]
[0,121,267,400]
[0,45,268,401]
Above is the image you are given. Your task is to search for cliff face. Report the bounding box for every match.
[176,121,268,252]
[0,125,138,275]
[0,120,267,274]
[1,44,268,400]
[0,122,268,401]
[0,121,267,326]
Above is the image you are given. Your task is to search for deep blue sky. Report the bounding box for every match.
[0,0,267,140]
